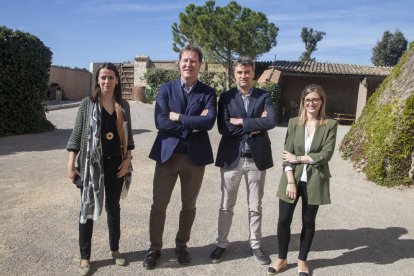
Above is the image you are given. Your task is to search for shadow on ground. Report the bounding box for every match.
[83,226,412,274]
[0,128,151,155]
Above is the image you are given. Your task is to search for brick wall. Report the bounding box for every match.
[48,66,92,100]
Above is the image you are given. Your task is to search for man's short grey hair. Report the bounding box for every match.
[233,56,255,70]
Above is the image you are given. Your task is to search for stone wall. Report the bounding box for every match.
[48,66,92,100]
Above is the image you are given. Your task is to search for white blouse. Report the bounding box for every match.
[285,125,315,182]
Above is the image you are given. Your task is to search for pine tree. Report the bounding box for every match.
[371,30,408,66]
[172,1,278,89]
[299,27,326,62]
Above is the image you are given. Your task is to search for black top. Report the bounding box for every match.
[101,108,121,158]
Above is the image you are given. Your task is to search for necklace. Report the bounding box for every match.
[306,121,316,128]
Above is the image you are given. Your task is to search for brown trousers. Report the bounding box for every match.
[149,153,205,250]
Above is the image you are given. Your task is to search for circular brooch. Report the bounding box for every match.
[106,132,114,140]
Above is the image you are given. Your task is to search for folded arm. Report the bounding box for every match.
[178,93,217,131]
[154,86,189,138]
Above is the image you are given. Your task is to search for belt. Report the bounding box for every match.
[240,152,252,158]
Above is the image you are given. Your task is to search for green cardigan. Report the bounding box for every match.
[277,117,338,205]
[66,97,135,178]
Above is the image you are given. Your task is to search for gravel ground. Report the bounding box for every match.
[0,101,413,276]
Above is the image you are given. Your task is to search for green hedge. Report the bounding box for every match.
[143,68,226,103]
[0,26,54,136]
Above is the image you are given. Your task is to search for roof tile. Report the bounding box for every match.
[270,60,391,76]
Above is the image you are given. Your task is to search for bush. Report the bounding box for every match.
[143,68,227,102]
[143,69,180,103]
[0,26,54,136]
[199,71,226,95]
[257,82,282,122]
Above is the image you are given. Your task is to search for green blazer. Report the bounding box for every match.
[277,117,338,205]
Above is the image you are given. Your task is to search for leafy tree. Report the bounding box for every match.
[299,27,326,62]
[172,0,278,89]
[371,30,408,66]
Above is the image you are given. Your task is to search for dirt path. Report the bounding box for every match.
[0,102,413,275]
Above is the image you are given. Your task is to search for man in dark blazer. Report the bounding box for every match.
[144,45,217,269]
[210,57,276,265]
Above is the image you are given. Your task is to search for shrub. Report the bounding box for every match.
[143,68,227,102]
[199,71,226,95]
[257,82,282,122]
[143,69,180,103]
[0,26,54,136]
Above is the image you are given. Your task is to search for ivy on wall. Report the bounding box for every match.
[0,26,54,136]
[339,42,414,187]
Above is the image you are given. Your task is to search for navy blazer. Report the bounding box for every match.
[149,79,217,166]
[215,87,276,171]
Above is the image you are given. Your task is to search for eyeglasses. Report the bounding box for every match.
[304,98,321,104]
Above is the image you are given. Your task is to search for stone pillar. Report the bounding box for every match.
[133,56,152,102]
[134,56,151,87]
[356,77,368,119]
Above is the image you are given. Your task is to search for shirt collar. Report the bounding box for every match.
[237,87,253,97]
[181,79,197,94]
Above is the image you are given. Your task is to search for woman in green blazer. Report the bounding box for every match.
[268,84,338,276]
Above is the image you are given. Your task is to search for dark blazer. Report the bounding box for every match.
[215,87,276,171]
[149,79,217,166]
[277,117,338,205]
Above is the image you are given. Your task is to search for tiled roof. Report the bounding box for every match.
[257,68,281,83]
[269,60,392,76]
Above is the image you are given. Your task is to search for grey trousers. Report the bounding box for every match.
[217,157,266,249]
[149,153,205,251]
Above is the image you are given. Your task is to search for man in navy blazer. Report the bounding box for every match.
[144,45,217,269]
[210,57,276,265]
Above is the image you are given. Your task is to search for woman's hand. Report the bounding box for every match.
[286,182,297,200]
[117,157,132,178]
[283,150,298,163]
[67,164,79,181]
[67,151,79,182]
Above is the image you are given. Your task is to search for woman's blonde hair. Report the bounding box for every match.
[297,84,328,126]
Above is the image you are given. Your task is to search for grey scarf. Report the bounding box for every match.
[80,100,104,224]
[79,100,133,224]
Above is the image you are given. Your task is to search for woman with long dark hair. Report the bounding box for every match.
[66,63,134,275]
[268,84,338,276]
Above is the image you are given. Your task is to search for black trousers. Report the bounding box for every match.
[277,181,319,261]
[79,156,124,260]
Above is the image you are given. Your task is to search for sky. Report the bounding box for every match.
[1,0,413,69]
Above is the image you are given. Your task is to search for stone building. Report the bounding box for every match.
[258,61,392,121]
